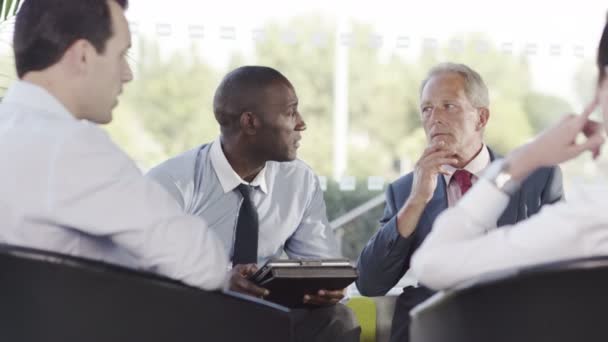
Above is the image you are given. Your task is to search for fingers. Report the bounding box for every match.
[420,140,454,158]
[419,150,459,171]
[578,95,606,159]
[228,265,268,298]
[230,275,269,297]
[580,97,599,121]
[438,166,451,176]
[233,263,258,277]
[318,289,346,298]
[303,289,344,306]
[575,131,605,160]
[582,119,602,138]
[417,140,459,171]
[414,148,458,185]
[303,295,340,306]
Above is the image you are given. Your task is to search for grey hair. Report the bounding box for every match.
[419,63,490,108]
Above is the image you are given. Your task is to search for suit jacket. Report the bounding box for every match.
[356,148,563,342]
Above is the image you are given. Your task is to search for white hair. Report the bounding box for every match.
[420,62,490,108]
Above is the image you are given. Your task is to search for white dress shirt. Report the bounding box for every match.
[443,144,490,207]
[0,81,228,290]
[411,160,608,290]
[147,137,341,267]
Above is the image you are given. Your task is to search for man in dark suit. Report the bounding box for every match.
[356,62,563,342]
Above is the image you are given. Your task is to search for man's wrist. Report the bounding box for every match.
[405,194,428,208]
[505,145,541,182]
[396,197,427,238]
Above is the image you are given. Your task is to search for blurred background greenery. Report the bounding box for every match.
[0,11,605,260]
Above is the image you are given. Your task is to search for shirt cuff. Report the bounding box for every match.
[458,178,510,231]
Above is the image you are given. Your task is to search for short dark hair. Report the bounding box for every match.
[598,13,608,83]
[13,0,129,78]
[213,66,291,132]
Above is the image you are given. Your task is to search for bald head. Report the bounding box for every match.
[213,66,292,134]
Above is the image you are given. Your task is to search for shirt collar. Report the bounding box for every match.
[443,144,491,184]
[209,137,269,194]
[3,80,75,121]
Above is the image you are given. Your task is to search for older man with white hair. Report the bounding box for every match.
[356,62,564,342]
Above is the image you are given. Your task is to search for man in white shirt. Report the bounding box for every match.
[356,63,564,342]
[411,22,608,290]
[0,0,228,290]
[147,66,360,342]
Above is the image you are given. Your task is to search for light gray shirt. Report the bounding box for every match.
[147,137,341,266]
[0,81,228,290]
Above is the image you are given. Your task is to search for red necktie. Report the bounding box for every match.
[452,169,473,195]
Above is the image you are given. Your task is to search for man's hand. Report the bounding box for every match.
[395,141,458,238]
[410,141,459,204]
[303,288,345,306]
[506,98,605,182]
[226,263,269,298]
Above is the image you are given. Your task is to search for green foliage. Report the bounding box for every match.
[106,39,224,168]
[111,15,575,175]
[323,179,385,259]
[524,92,573,133]
[0,0,20,22]
[415,35,538,155]
[106,15,582,259]
[254,15,336,176]
[0,0,19,97]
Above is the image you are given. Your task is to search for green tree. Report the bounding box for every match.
[0,0,21,97]
[254,15,336,176]
[252,18,547,176]
[0,0,20,21]
[415,35,536,155]
[105,15,579,260]
[106,38,224,168]
[323,179,384,259]
[524,92,573,133]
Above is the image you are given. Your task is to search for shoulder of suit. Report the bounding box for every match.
[389,171,415,190]
[523,165,559,184]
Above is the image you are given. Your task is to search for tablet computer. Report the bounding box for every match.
[248,259,358,308]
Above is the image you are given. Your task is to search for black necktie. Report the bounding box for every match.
[232,184,259,265]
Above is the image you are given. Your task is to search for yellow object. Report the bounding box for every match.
[347,297,376,342]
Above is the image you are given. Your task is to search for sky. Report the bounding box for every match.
[125,0,607,107]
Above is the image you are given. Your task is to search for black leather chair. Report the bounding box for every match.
[411,256,608,342]
[0,244,293,342]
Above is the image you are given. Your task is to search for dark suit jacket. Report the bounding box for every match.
[355,149,564,342]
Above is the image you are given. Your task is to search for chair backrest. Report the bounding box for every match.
[0,244,293,342]
[410,256,608,342]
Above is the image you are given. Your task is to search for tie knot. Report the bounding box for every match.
[452,169,471,181]
[237,183,253,198]
[451,169,473,194]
